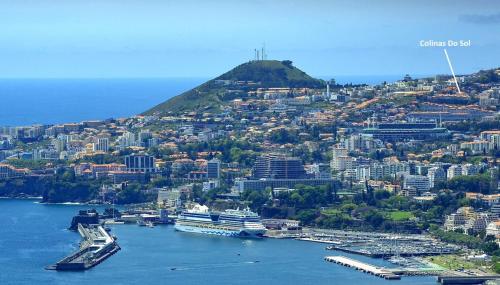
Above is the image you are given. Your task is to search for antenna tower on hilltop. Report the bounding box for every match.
[253,44,267,61]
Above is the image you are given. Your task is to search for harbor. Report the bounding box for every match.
[0,199,475,285]
[3,200,494,283]
[46,223,120,271]
[298,228,500,283]
[65,206,487,282]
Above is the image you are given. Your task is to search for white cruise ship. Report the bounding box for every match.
[174,204,266,238]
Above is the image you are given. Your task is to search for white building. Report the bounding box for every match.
[486,221,500,239]
[93,137,109,152]
[403,174,430,193]
[370,161,410,180]
[157,188,181,209]
[460,141,489,155]
[331,147,354,172]
[461,164,481,176]
[465,213,491,234]
[355,166,371,181]
[427,167,446,188]
[332,156,355,172]
[118,132,136,149]
[489,134,500,151]
[444,213,467,231]
[202,180,220,192]
[447,165,462,180]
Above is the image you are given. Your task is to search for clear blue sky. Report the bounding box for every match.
[1,0,499,78]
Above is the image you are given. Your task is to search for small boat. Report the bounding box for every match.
[104,219,125,225]
[137,220,147,227]
[146,221,154,228]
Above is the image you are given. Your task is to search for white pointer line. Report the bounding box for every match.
[443,49,462,94]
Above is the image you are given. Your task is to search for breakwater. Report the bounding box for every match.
[46,224,120,271]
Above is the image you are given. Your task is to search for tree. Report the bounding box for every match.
[242,190,269,212]
[281,60,293,67]
[374,190,391,200]
[61,169,76,182]
[447,173,492,194]
[326,184,334,203]
[294,209,318,225]
[482,242,499,255]
[365,210,384,228]
[116,183,146,204]
[269,128,298,144]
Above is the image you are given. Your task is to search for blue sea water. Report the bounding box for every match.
[0,199,437,285]
[0,78,206,126]
[331,75,405,85]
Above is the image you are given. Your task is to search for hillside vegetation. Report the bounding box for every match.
[144,60,324,115]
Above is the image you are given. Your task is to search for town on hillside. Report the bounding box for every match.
[2,60,500,275]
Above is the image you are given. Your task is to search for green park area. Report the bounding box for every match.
[426,255,494,273]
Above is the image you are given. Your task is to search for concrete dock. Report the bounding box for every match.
[325,256,401,280]
[437,275,500,284]
[297,237,341,244]
[46,224,120,271]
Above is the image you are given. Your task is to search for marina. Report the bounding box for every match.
[325,244,458,258]
[298,229,459,258]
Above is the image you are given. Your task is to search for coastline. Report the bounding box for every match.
[0,196,95,206]
[0,196,43,200]
[0,198,439,285]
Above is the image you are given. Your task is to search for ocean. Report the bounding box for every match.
[0,199,436,285]
[0,75,409,127]
[0,78,206,126]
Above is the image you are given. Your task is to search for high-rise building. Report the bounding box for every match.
[93,137,109,152]
[138,130,153,146]
[124,154,156,173]
[147,137,159,148]
[118,132,136,149]
[52,138,66,153]
[252,154,306,179]
[330,147,351,171]
[427,167,446,188]
[207,158,221,179]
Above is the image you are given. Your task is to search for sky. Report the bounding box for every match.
[1,0,500,78]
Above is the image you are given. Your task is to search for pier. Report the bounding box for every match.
[46,224,120,271]
[324,256,400,280]
[296,237,341,244]
[437,275,500,284]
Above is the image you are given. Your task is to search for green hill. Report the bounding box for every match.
[144,60,324,115]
